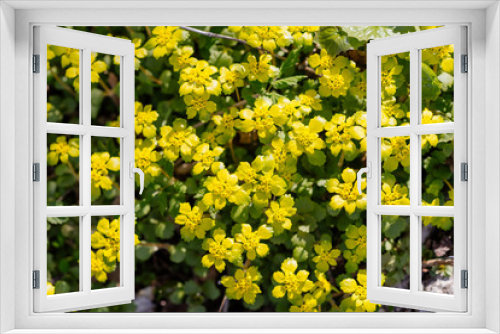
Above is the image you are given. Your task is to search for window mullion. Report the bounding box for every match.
[81,47,92,294]
[409,47,420,294]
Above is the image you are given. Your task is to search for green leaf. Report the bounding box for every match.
[135,244,155,262]
[184,280,201,295]
[293,246,309,262]
[169,244,187,263]
[202,280,221,300]
[155,222,174,240]
[231,205,249,223]
[279,48,300,77]
[296,196,315,214]
[318,27,353,57]
[421,63,442,101]
[342,26,398,42]
[54,281,71,294]
[208,46,233,68]
[307,150,326,166]
[271,75,307,89]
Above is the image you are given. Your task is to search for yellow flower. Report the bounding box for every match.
[90,152,120,199]
[340,270,384,312]
[158,119,199,162]
[179,60,221,96]
[221,266,262,304]
[381,182,410,206]
[297,89,322,114]
[288,117,326,157]
[135,138,162,177]
[312,271,332,302]
[242,54,279,83]
[201,228,243,272]
[289,294,318,312]
[213,107,239,144]
[381,98,407,127]
[192,143,224,175]
[47,136,79,165]
[312,240,341,272]
[236,98,287,139]
[343,249,363,274]
[318,62,355,98]
[91,217,120,262]
[144,26,186,59]
[349,72,367,99]
[324,113,366,159]
[234,224,273,260]
[308,49,338,75]
[114,38,148,70]
[265,194,297,235]
[218,64,247,95]
[272,258,314,301]
[202,168,250,210]
[91,249,115,283]
[344,225,367,259]
[288,26,319,46]
[47,282,55,295]
[381,137,410,172]
[175,202,214,241]
[169,45,197,71]
[326,168,366,215]
[231,26,293,52]
[422,44,454,65]
[421,108,445,148]
[135,102,159,138]
[184,92,217,121]
[381,55,404,97]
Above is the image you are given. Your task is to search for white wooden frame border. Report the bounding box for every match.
[366,26,467,312]
[0,1,497,333]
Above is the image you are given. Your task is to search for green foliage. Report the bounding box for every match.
[45,25,455,312]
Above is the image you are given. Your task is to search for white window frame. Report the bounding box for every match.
[1,1,499,333]
[33,25,136,313]
[365,26,467,312]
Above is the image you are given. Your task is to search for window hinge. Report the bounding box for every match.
[461,270,468,289]
[461,162,468,181]
[33,54,40,73]
[33,270,40,289]
[461,54,468,73]
[33,163,40,182]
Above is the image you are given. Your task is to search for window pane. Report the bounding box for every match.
[381,215,410,289]
[421,216,454,295]
[91,52,120,127]
[421,45,454,124]
[380,51,410,127]
[47,134,80,206]
[91,136,121,205]
[381,136,410,205]
[421,134,454,206]
[47,216,80,295]
[47,45,80,124]
[91,215,121,290]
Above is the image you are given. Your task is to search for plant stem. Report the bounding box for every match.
[50,69,76,97]
[140,65,163,85]
[98,78,120,107]
[179,26,269,54]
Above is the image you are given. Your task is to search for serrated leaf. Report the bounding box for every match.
[271,75,307,89]
[318,27,353,57]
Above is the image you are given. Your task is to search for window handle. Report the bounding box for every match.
[357,162,371,194]
[129,162,144,195]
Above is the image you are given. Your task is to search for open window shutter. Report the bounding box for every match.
[33,26,135,312]
[366,26,467,312]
